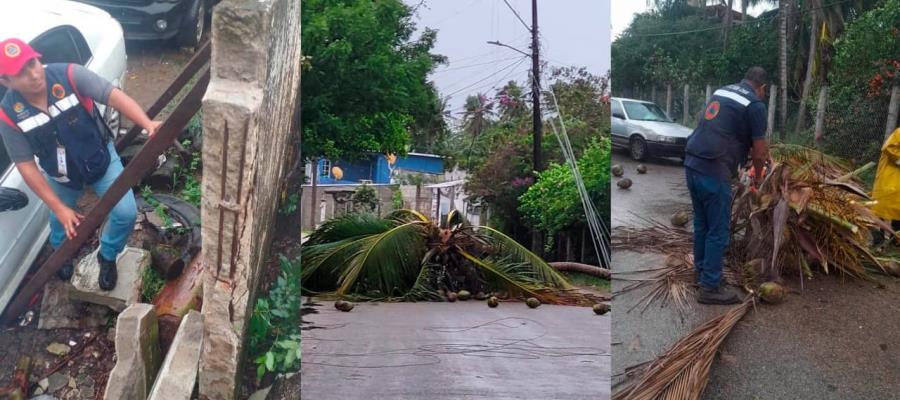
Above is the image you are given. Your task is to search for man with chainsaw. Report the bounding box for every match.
[0,38,161,290]
[683,66,770,305]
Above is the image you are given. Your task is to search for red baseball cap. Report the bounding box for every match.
[0,38,42,76]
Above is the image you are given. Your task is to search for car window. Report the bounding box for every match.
[622,101,671,122]
[30,26,92,66]
[611,100,624,118]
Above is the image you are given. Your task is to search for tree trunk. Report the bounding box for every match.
[580,227,588,263]
[767,84,777,138]
[779,0,789,140]
[795,1,818,133]
[651,86,657,104]
[683,83,690,125]
[741,0,749,22]
[723,0,734,50]
[532,230,543,256]
[886,85,900,141]
[705,84,712,104]
[566,231,576,261]
[548,262,610,279]
[814,85,828,142]
[666,84,673,119]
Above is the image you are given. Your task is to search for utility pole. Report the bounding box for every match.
[531,0,542,174]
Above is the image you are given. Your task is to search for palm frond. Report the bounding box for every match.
[474,226,573,289]
[336,221,429,296]
[388,208,431,224]
[306,213,392,245]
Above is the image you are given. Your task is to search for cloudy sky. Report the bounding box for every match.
[404,0,611,118]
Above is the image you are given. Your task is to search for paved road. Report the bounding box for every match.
[301,300,610,399]
[610,151,900,400]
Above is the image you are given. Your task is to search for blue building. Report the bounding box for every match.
[310,153,445,184]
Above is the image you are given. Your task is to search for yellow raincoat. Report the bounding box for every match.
[872,128,900,221]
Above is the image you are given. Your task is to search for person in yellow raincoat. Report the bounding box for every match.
[872,127,900,241]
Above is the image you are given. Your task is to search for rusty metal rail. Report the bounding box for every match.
[1,60,211,324]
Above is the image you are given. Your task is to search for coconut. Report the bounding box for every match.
[617,178,633,189]
[611,164,624,177]
[457,290,471,301]
[593,303,610,315]
[334,300,347,310]
[636,164,647,174]
[447,292,458,302]
[670,210,690,227]
[884,260,900,277]
[758,281,786,304]
[336,301,355,312]
[526,297,541,308]
[474,291,489,300]
[487,296,499,308]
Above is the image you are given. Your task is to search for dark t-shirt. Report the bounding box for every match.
[684,81,767,181]
[0,64,113,163]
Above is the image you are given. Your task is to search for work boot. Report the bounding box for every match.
[697,285,741,305]
[56,261,74,281]
[98,252,118,291]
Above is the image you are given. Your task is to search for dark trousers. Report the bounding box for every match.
[686,167,732,289]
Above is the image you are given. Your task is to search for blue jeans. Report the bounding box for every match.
[47,142,137,261]
[686,167,732,289]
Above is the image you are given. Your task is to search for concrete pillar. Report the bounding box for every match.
[104,304,161,400]
[886,85,900,141]
[767,85,777,138]
[198,0,301,398]
[814,85,828,142]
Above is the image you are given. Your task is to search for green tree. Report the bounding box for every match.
[301,0,446,160]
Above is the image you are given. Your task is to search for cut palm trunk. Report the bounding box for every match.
[613,298,753,400]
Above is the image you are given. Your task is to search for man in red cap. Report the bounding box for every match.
[0,38,161,290]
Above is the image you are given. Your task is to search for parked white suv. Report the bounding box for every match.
[0,0,127,313]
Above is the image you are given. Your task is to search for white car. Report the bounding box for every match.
[0,0,127,313]
[611,97,693,161]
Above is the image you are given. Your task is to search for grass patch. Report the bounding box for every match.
[563,271,610,292]
[141,265,165,302]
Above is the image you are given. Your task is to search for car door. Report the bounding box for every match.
[611,99,629,147]
[0,132,51,312]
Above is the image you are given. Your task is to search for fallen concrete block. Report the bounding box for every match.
[38,281,109,330]
[104,303,161,400]
[69,247,148,312]
[148,310,203,400]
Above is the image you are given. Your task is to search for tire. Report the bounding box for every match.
[630,136,649,161]
[176,0,205,50]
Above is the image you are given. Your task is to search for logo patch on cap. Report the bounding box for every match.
[3,43,20,58]
[51,84,66,99]
[13,103,24,113]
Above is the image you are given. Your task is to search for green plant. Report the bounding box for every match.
[141,186,175,229]
[351,184,379,213]
[248,255,302,381]
[279,193,300,215]
[391,186,404,210]
[140,265,165,302]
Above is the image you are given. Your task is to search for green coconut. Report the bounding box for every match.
[334,300,346,310]
[474,291,489,300]
[636,164,647,174]
[526,297,541,308]
[612,164,624,177]
[457,290,471,301]
[447,292,458,302]
[759,282,786,304]
[336,301,355,312]
[487,296,499,308]
[617,178,633,189]
[593,303,610,315]
[670,210,690,227]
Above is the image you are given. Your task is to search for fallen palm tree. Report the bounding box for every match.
[302,209,597,305]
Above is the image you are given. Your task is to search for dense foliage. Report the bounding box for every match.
[301,0,447,159]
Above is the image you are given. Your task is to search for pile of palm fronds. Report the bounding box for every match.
[613,297,753,400]
[302,209,598,305]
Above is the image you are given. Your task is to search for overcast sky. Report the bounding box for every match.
[405,0,610,118]
[611,2,777,39]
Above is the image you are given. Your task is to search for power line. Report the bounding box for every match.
[433,55,523,74]
[445,56,528,98]
[502,0,532,33]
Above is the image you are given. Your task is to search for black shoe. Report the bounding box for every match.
[98,253,118,291]
[56,262,74,281]
[697,285,741,305]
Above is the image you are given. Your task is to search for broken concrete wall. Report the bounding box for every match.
[299,184,401,230]
[198,0,301,398]
[104,303,161,400]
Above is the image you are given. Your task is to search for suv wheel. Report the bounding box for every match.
[176,0,205,50]
[630,136,648,161]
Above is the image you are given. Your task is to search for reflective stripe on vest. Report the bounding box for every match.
[712,89,751,107]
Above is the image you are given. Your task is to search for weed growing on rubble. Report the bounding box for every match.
[249,254,301,381]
